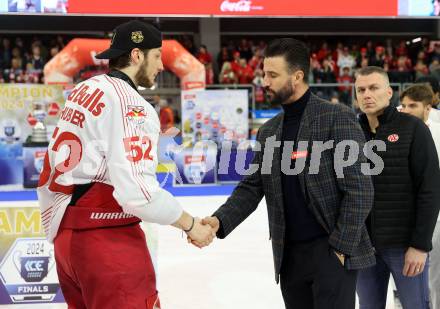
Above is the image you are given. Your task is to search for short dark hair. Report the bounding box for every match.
[355,66,390,84]
[264,38,310,82]
[109,48,150,70]
[400,84,435,107]
[415,75,440,95]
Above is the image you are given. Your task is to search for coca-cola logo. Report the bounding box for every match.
[220,0,252,12]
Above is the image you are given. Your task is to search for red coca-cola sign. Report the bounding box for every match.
[68,0,397,17]
[220,0,263,12]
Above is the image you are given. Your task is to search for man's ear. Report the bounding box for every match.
[293,71,304,85]
[130,48,142,65]
[387,86,393,100]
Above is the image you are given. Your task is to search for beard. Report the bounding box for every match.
[135,57,154,88]
[264,80,294,105]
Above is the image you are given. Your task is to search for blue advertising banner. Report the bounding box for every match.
[252,109,281,119]
[170,142,218,186]
[216,147,254,183]
[0,84,65,187]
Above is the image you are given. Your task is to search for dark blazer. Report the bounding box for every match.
[213,93,376,282]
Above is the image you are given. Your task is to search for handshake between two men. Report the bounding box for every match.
[179,215,221,248]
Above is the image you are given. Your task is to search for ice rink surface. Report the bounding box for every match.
[0,195,398,309]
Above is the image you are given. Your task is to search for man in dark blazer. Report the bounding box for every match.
[197,38,376,309]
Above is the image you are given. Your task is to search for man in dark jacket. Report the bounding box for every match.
[355,66,440,309]
[199,38,376,309]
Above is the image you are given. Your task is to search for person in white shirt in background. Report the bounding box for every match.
[337,46,356,76]
[416,75,440,123]
[400,84,440,309]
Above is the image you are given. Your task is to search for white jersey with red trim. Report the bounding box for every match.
[37,74,183,242]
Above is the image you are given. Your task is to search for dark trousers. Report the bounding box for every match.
[280,237,358,309]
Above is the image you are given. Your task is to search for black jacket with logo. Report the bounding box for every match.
[359,105,440,252]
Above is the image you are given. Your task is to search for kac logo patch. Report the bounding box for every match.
[387,134,399,143]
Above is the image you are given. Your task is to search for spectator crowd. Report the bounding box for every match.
[3,34,440,106]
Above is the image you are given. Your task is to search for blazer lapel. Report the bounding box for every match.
[296,94,318,199]
[270,113,284,186]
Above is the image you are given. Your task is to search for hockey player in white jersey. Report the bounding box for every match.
[37,20,214,309]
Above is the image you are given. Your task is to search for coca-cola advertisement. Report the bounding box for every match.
[26,0,398,17]
[220,0,263,13]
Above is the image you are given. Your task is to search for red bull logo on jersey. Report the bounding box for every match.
[125,105,147,125]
